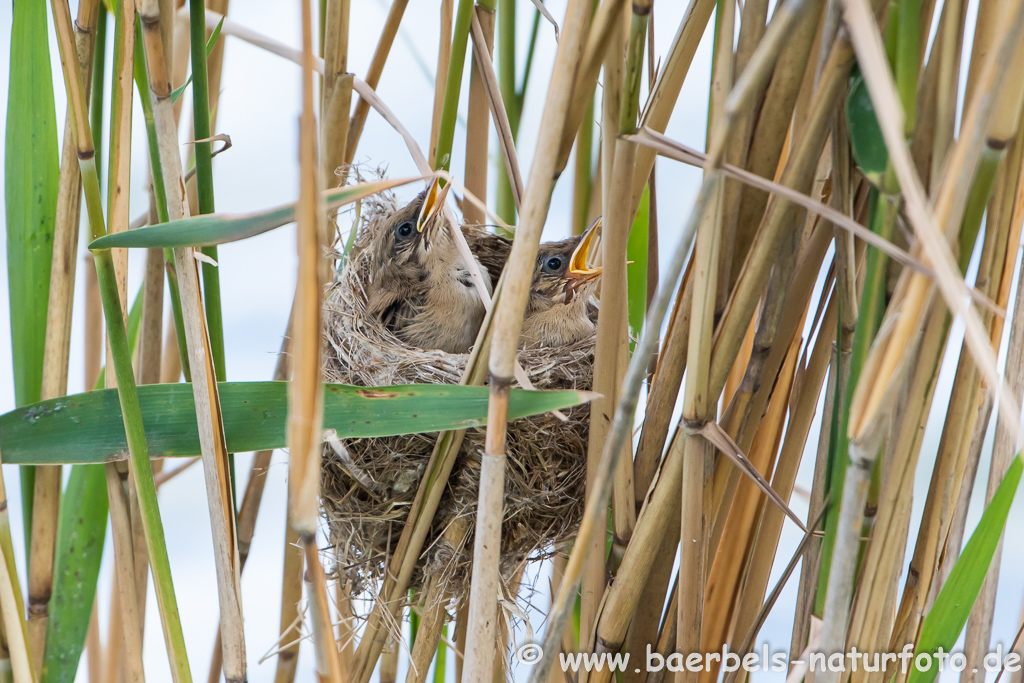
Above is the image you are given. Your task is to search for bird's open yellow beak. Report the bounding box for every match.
[417,178,451,233]
[569,217,603,280]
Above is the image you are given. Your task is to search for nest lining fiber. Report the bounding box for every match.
[320,189,594,602]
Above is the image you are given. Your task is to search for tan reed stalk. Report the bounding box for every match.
[462,2,494,225]
[381,639,399,683]
[575,3,828,670]
[139,245,165,387]
[103,584,123,683]
[621,533,678,683]
[723,0,825,286]
[626,0,715,214]
[320,0,351,188]
[647,578,680,683]
[454,601,468,683]
[170,9,189,125]
[846,300,949,683]
[345,0,410,163]
[462,1,591,679]
[160,314,182,384]
[929,0,966,188]
[304,540,343,683]
[138,3,247,676]
[791,343,838,661]
[730,296,835,651]
[707,26,865,406]
[27,0,100,661]
[105,0,132,304]
[273,527,302,683]
[714,0,768,314]
[86,601,101,683]
[0,453,32,683]
[724,505,831,683]
[98,3,152,679]
[700,341,800,683]
[589,430,684,683]
[605,0,646,566]
[676,2,733,676]
[552,0,627,173]
[469,11,524,210]
[583,2,629,658]
[429,0,454,167]
[706,219,834,560]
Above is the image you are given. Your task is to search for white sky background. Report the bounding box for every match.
[0,0,1023,680]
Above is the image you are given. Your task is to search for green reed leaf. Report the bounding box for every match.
[0,382,593,465]
[906,454,1023,683]
[89,177,417,249]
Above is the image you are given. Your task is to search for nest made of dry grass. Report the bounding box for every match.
[320,189,595,605]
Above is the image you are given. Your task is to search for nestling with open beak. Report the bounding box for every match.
[519,218,603,349]
[361,179,491,353]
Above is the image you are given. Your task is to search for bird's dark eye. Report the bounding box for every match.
[395,221,415,240]
[543,256,563,273]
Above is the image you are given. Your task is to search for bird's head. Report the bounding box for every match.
[359,178,456,315]
[529,217,603,312]
[372,177,451,270]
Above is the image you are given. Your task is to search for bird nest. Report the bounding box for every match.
[320,193,594,604]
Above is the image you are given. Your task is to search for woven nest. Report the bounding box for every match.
[320,190,595,602]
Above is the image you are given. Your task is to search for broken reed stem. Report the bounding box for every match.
[27,0,100,662]
[464,3,592,680]
[49,0,193,679]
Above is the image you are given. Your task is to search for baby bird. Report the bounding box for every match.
[362,179,490,353]
[520,219,603,348]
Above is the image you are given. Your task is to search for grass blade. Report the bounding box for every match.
[89,177,417,249]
